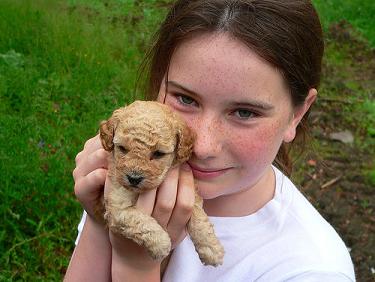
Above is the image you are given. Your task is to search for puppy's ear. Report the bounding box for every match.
[99,108,122,151]
[174,119,195,165]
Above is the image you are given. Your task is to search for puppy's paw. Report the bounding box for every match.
[147,232,172,260]
[197,242,225,267]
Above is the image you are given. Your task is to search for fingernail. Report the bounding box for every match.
[181,162,191,172]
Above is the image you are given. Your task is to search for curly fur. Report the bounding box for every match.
[97,100,224,266]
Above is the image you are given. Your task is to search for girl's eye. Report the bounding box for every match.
[234,109,256,119]
[177,95,196,106]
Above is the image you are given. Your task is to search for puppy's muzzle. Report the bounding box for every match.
[126,173,144,187]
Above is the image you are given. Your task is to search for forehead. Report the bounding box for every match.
[167,32,289,103]
[114,119,176,149]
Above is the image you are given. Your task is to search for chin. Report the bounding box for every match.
[196,182,227,200]
[198,192,218,200]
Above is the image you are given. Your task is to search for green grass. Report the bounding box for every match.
[313,0,375,47]
[0,0,168,279]
[0,0,374,280]
[321,41,375,145]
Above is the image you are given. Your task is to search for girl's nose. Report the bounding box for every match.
[192,117,223,160]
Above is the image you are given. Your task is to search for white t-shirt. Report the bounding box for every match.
[76,167,355,281]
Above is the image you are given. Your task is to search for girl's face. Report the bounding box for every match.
[158,33,315,216]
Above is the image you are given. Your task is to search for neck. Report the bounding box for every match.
[203,166,276,217]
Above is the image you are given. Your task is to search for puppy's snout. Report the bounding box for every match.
[126,174,144,186]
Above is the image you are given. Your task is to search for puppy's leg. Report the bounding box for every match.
[107,206,171,260]
[187,194,225,266]
[105,188,171,260]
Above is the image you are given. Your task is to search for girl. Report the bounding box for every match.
[65,1,355,281]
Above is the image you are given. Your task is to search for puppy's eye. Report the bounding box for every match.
[117,145,128,154]
[151,150,166,160]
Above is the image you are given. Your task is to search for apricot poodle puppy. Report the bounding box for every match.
[97,101,224,266]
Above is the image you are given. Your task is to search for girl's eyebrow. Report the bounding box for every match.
[167,80,274,111]
[229,101,274,111]
[167,80,199,96]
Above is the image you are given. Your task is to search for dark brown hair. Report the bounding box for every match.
[141,0,324,175]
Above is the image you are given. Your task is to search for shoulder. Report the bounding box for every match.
[271,167,355,281]
[273,166,345,249]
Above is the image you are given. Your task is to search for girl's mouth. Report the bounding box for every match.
[188,162,231,180]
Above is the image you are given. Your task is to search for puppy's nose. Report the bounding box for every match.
[126,174,144,186]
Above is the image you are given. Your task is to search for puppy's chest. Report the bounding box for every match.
[106,182,138,208]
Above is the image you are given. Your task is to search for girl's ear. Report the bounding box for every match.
[283,88,317,143]
[99,108,123,151]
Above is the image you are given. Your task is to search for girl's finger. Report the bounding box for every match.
[152,166,179,228]
[136,189,157,216]
[74,168,107,200]
[73,148,109,180]
[166,163,195,244]
[75,135,103,166]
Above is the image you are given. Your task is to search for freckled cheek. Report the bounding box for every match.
[230,128,283,165]
[175,113,200,133]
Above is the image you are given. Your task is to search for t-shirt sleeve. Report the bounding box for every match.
[75,211,87,245]
[284,271,354,282]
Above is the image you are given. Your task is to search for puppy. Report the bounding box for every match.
[98,101,224,266]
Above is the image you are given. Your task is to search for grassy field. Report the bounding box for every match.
[314,0,375,47]
[1,0,374,280]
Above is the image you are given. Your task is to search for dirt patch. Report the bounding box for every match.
[296,21,374,281]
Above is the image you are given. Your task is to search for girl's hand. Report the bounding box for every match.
[109,163,196,270]
[72,134,109,222]
[149,163,196,249]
